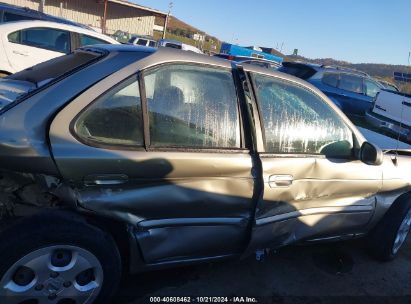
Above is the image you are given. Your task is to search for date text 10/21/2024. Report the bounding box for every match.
[149,297,259,303]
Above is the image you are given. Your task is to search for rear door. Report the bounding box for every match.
[245,71,382,249]
[4,27,69,72]
[50,62,256,264]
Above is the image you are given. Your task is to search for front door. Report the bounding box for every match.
[246,71,382,249]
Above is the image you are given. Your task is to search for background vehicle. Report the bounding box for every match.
[127,35,156,47]
[279,62,385,116]
[158,38,203,53]
[366,89,411,142]
[0,2,91,29]
[0,20,118,75]
[214,53,281,70]
[0,46,411,303]
[111,29,131,43]
[219,42,283,65]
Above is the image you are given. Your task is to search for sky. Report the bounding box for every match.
[132,0,411,65]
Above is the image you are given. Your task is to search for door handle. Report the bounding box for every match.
[268,175,293,188]
[12,50,28,56]
[84,174,129,186]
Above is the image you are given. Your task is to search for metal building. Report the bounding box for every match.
[1,0,167,36]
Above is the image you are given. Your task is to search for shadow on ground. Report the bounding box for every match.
[115,238,411,304]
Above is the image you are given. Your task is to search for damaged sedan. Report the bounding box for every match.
[0,45,410,304]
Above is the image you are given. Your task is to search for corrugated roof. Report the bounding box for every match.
[108,0,167,16]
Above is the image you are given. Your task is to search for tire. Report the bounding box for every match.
[368,193,411,261]
[0,211,121,304]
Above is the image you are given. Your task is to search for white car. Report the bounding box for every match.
[366,89,411,142]
[0,20,119,76]
[158,39,203,54]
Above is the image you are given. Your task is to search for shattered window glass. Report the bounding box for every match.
[144,64,241,148]
[253,74,353,157]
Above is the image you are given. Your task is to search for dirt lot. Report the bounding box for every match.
[114,238,411,304]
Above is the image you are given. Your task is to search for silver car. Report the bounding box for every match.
[0,45,410,303]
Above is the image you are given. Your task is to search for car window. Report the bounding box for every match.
[164,43,181,49]
[8,31,20,43]
[338,73,363,94]
[365,79,381,97]
[8,27,70,53]
[3,12,35,22]
[253,74,353,157]
[136,39,148,46]
[79,34,110,47]
[322,72,339,87]
[144,64,241,148]
[148,40,156,47]
[74,76,143,147]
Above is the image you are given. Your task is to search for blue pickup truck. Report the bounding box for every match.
[219,43,283,64]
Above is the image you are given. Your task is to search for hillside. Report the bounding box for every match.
[153,16,221,53]
[167,16,220,44]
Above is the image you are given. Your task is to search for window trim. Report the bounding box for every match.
[249,71,355,159]
[7,27,71,54]
[70,74,146,150]
[141,62,247,152]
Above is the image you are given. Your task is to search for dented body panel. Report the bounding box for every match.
[0,45,411,272]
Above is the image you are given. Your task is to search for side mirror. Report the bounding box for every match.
[360,142,384,165]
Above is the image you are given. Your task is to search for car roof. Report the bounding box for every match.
[0,20,118,44]
[131,35,155,40]
[0,3,41,15]
[84,44,232,68]
[283,61,370,77]
[159,39,182,45]
[84,44,157,53]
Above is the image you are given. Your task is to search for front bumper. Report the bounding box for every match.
[365,111,411,142]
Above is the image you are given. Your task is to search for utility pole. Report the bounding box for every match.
[39,0,45,12]
[102,0,108,34]
[162,1,173,40]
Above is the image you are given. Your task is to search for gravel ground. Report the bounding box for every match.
[114,237,411,304]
